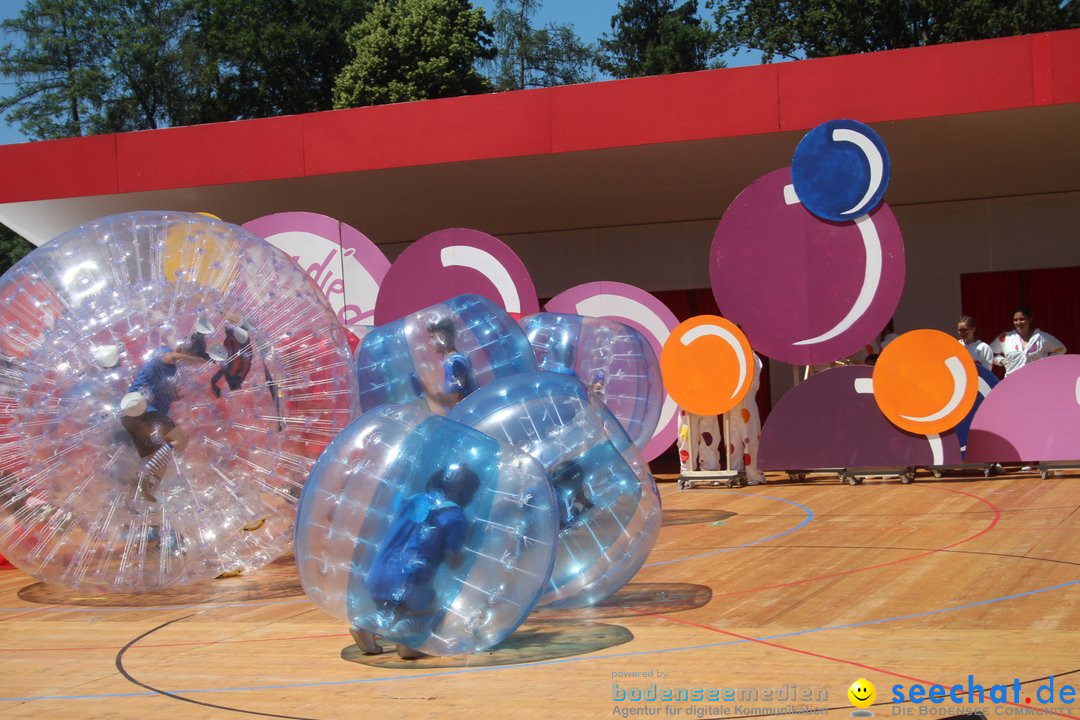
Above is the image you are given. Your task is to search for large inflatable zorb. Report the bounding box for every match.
[0,212,357,593]
[295,404,557,656]
[520,312,663,453]
[450,372,662,608]
[354,294,536,415]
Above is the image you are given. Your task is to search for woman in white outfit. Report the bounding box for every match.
[956,314,993,370]
[989,306,1066,377]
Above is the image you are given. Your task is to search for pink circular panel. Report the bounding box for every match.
[546,281,679,462]
[966,355,1080,463]
[710,167,905,366]
[243,212,389,334]
[375,228,539,325]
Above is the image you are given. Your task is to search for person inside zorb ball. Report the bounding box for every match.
[0,211,357,593]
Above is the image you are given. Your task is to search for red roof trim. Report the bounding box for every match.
[1,29,1077,204]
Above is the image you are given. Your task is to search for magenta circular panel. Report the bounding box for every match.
[545,281,679,462]
[243,212,389,333]
[374,228,539,325]
[759,366,961,471]
[965,355,1080,463]
[710,167,905,366]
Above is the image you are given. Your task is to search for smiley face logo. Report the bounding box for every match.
[848,678,876,708]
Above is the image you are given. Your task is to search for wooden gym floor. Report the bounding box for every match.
[2,470,1080,720]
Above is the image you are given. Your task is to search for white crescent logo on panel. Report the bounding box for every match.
[785,183,882,348]
[900,356,968,423]
[680,324,747,399]
[832,128,885,217]
[440,245,521,314]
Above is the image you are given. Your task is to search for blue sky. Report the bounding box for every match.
[0,1,747,147]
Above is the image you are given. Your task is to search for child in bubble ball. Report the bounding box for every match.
[120,327,211,504]
[423,317,474,412]
[209,318,283,431]
[549,459,594,530]
[352,463,479,659]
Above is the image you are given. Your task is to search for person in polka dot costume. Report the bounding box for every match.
[677,411,722,471]
[727,353,765,485]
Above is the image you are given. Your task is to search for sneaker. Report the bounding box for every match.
[747,478,767,486]
[350,626,385,655]
[135,473,159,503]
[241,516,269,532]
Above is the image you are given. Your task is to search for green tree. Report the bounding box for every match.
[1,0,380,140]
[600,0,719,79]
[83,0,193,133]
[0,226,34,277]
[487,0,595,91]
[709,0,1080,63]
[183,0,374,124]
[333,0,495,107]
[0,0,110,140]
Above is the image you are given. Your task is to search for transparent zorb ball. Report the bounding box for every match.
[0,211,357,593]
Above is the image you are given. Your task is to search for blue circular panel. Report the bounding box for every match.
[791,118,891,223]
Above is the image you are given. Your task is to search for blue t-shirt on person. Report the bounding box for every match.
[127,346,178,415]
[365,491,468,613]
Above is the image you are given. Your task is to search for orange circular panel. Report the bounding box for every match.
[872,329,978,434]
[661,315,754,416]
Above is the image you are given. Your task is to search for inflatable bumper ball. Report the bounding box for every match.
[0,211,357,593]
[355,294,536,415]
[521,312,664,453]
[450,372,662,608]
[296,404,557,656]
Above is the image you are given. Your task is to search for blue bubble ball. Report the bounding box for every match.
[355,294,536,415]
[296,404,557,656]
[521,312,664,453]
[450,371,662,608]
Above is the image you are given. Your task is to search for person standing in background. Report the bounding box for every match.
[990,306,1066,376]
[957,314,993,370]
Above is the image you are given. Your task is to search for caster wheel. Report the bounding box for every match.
[711,480,721,487]
[678,480,687,489]
[1040,469,1050,480]
[845,474,859,486]
[725,478,736,488]
[902,473,915,484]
[931,468,943,479]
